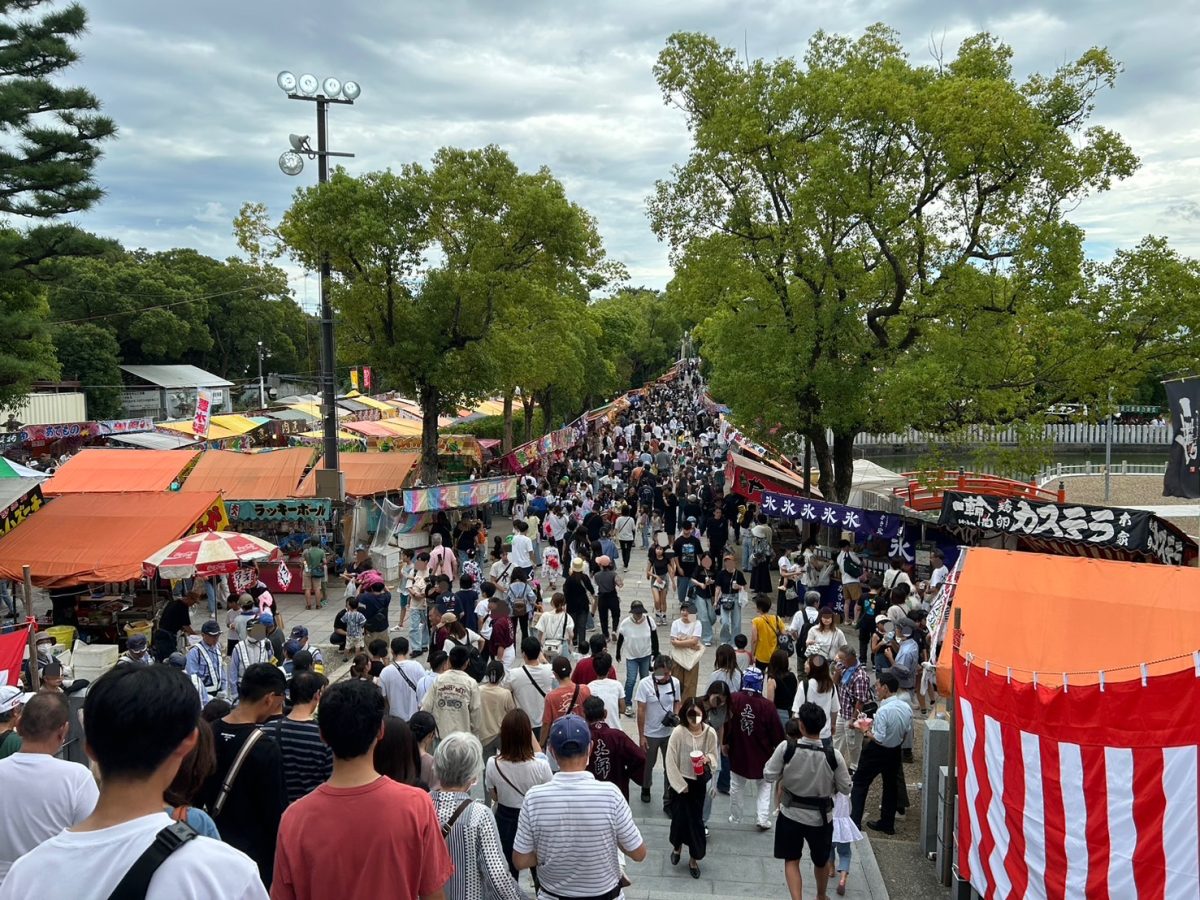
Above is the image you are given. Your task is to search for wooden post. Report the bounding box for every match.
[22,565,38,691]
[939,606,961,886]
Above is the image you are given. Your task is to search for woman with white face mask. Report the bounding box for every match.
[665,698,719,879]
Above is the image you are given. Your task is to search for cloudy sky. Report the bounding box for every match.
[63,0,1200,305]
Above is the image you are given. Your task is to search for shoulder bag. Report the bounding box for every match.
[209,727,264,818]
[441,798,474,839]
[522,666,547,698]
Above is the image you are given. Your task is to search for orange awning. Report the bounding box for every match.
[44,449,198,495]
[937,548,1200,689]
[180,448,315,499]
[0,491,222,586]
[292,452,419,498]
[342,420,399,439]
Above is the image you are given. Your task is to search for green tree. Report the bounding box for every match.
[51,321,121,416]
[244,146,621,482]
[650,28,1139,501]
[0,0,116,410]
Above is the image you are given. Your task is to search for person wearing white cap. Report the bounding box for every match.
[0,692,98,886]
[0,687,30,759]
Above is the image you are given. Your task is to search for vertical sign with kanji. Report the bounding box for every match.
[363,366,372,391]
[1164,377,1200,499]
[193,387,213,439]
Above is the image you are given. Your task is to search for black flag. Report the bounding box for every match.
[1163,377,1200,498]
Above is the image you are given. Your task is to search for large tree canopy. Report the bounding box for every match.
[241,145,623,481]
[0,0,116,411]
[650,27,1155,501]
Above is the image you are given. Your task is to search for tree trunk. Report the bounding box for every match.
[831,430,857,505]
[417,381,441,485]
[539,387,555,436]
[502,389,514,453]
[522,395,534,443]
[809,427,834,501]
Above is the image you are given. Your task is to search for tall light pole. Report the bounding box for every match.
[277,70,359,501]
[256,341,267,409]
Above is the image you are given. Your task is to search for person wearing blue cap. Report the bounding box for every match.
[117,633,152,666]
[513,714,646,898]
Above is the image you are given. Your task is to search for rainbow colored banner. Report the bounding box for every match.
[403,476,519,513]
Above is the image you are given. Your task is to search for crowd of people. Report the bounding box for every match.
[0,359,945,900]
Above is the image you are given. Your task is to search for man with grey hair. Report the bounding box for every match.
[514,715,646,899]
[428,533,458,583]
[431,734,526,900]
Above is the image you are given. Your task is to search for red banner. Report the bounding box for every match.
[0,624,30,686]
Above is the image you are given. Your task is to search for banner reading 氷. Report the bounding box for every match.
[192,388,213,439]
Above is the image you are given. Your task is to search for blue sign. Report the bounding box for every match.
[761,490,904,539]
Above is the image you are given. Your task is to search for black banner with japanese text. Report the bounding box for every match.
[1164,378,1200,499]
[937,490,1186,563]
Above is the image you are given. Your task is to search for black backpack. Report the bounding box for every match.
[452,638,486,682]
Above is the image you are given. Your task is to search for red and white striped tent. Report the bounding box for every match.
[940,549,1200,900]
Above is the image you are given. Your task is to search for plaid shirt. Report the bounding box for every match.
[835,660,874,719]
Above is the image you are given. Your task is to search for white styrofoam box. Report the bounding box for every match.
[371,548,401,583]
[70,643,119,669]
[392,532,427,551]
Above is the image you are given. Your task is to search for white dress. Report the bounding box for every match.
[831,793,863,843]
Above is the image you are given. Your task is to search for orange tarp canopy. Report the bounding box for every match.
[0,491,221,587]
[937,548,1200,689]
[342,420,399,439]
[44,449,197,495]
[292,452,419,498]
[180,448,315,498]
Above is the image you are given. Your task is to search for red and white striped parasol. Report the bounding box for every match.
[143,531,281,579]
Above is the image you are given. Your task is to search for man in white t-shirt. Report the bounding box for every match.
[508,520,535,579]
[0,666,266,900]
[502,637,557,729]
[926,549,949,598]
[378,636,425,721]
[634,655,682,806]
[586,652,624,728]
[0,693,97,886]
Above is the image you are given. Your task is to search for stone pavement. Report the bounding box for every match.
[271,521,891,900]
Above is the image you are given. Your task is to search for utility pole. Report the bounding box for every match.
[277,71,359,501]
[256,341,266,409]
[1104,384,1113,502]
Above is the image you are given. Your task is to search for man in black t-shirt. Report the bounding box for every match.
[671,520,703,609]
[199,663,288,887]
[153,593,197,661]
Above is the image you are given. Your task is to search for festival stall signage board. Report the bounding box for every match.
[0,484,44,536]
[0,417,155,448]
[403,476,519,513]
[227,499,332,521]
[761,489,904,539]
[938,490,1193,565]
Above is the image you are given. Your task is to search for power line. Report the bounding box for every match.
[47,284,309,326]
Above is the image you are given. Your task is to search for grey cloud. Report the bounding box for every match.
[66,0,1200,289]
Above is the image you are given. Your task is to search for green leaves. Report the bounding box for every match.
[652,26,1144,500]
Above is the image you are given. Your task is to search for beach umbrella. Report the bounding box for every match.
[143,530,280,579]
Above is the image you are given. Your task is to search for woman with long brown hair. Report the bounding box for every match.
[484,709,551,879]
[163,717,220,837]
[373,715,426,789]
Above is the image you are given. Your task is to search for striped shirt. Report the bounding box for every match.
[274,718,333,804]
[515,771,643,900]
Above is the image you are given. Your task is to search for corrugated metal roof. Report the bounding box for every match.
[107,431,202,450]
[121,364,233,388]
[265,409,315,422]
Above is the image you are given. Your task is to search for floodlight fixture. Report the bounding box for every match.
[278,150,304,176]
[341,80,361,100]
[289,133,311,153]
[277,70,297,93]
[297,73,319,96]
[322,77,342,98]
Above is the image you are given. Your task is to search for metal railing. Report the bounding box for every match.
[852,423,1171,448]
[1034,461,1168,488]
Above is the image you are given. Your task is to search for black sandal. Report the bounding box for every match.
[690,862,701,879]
[670,849,681,866]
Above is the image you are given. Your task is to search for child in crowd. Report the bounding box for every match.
[367,639,389,681]
[733,633,753,672]
[829,792,862,895]
[540,544,561,590]
[344,597,367,656]
[397,548,414,631]
[348,653,372,681]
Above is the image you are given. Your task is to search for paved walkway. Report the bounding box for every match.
[273,521,891,900]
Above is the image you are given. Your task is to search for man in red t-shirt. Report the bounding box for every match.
[272,680,452,900]
[540,655,591,745]
[571,633,619,685]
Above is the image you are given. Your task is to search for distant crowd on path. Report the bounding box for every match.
[0,358,941,900]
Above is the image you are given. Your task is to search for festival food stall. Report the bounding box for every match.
[0,416,158,466]
[180,448,324,590]
[932,549,1200,898]
[0,458,46,538]
[0,490,227,644]
[41,448,198,495]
